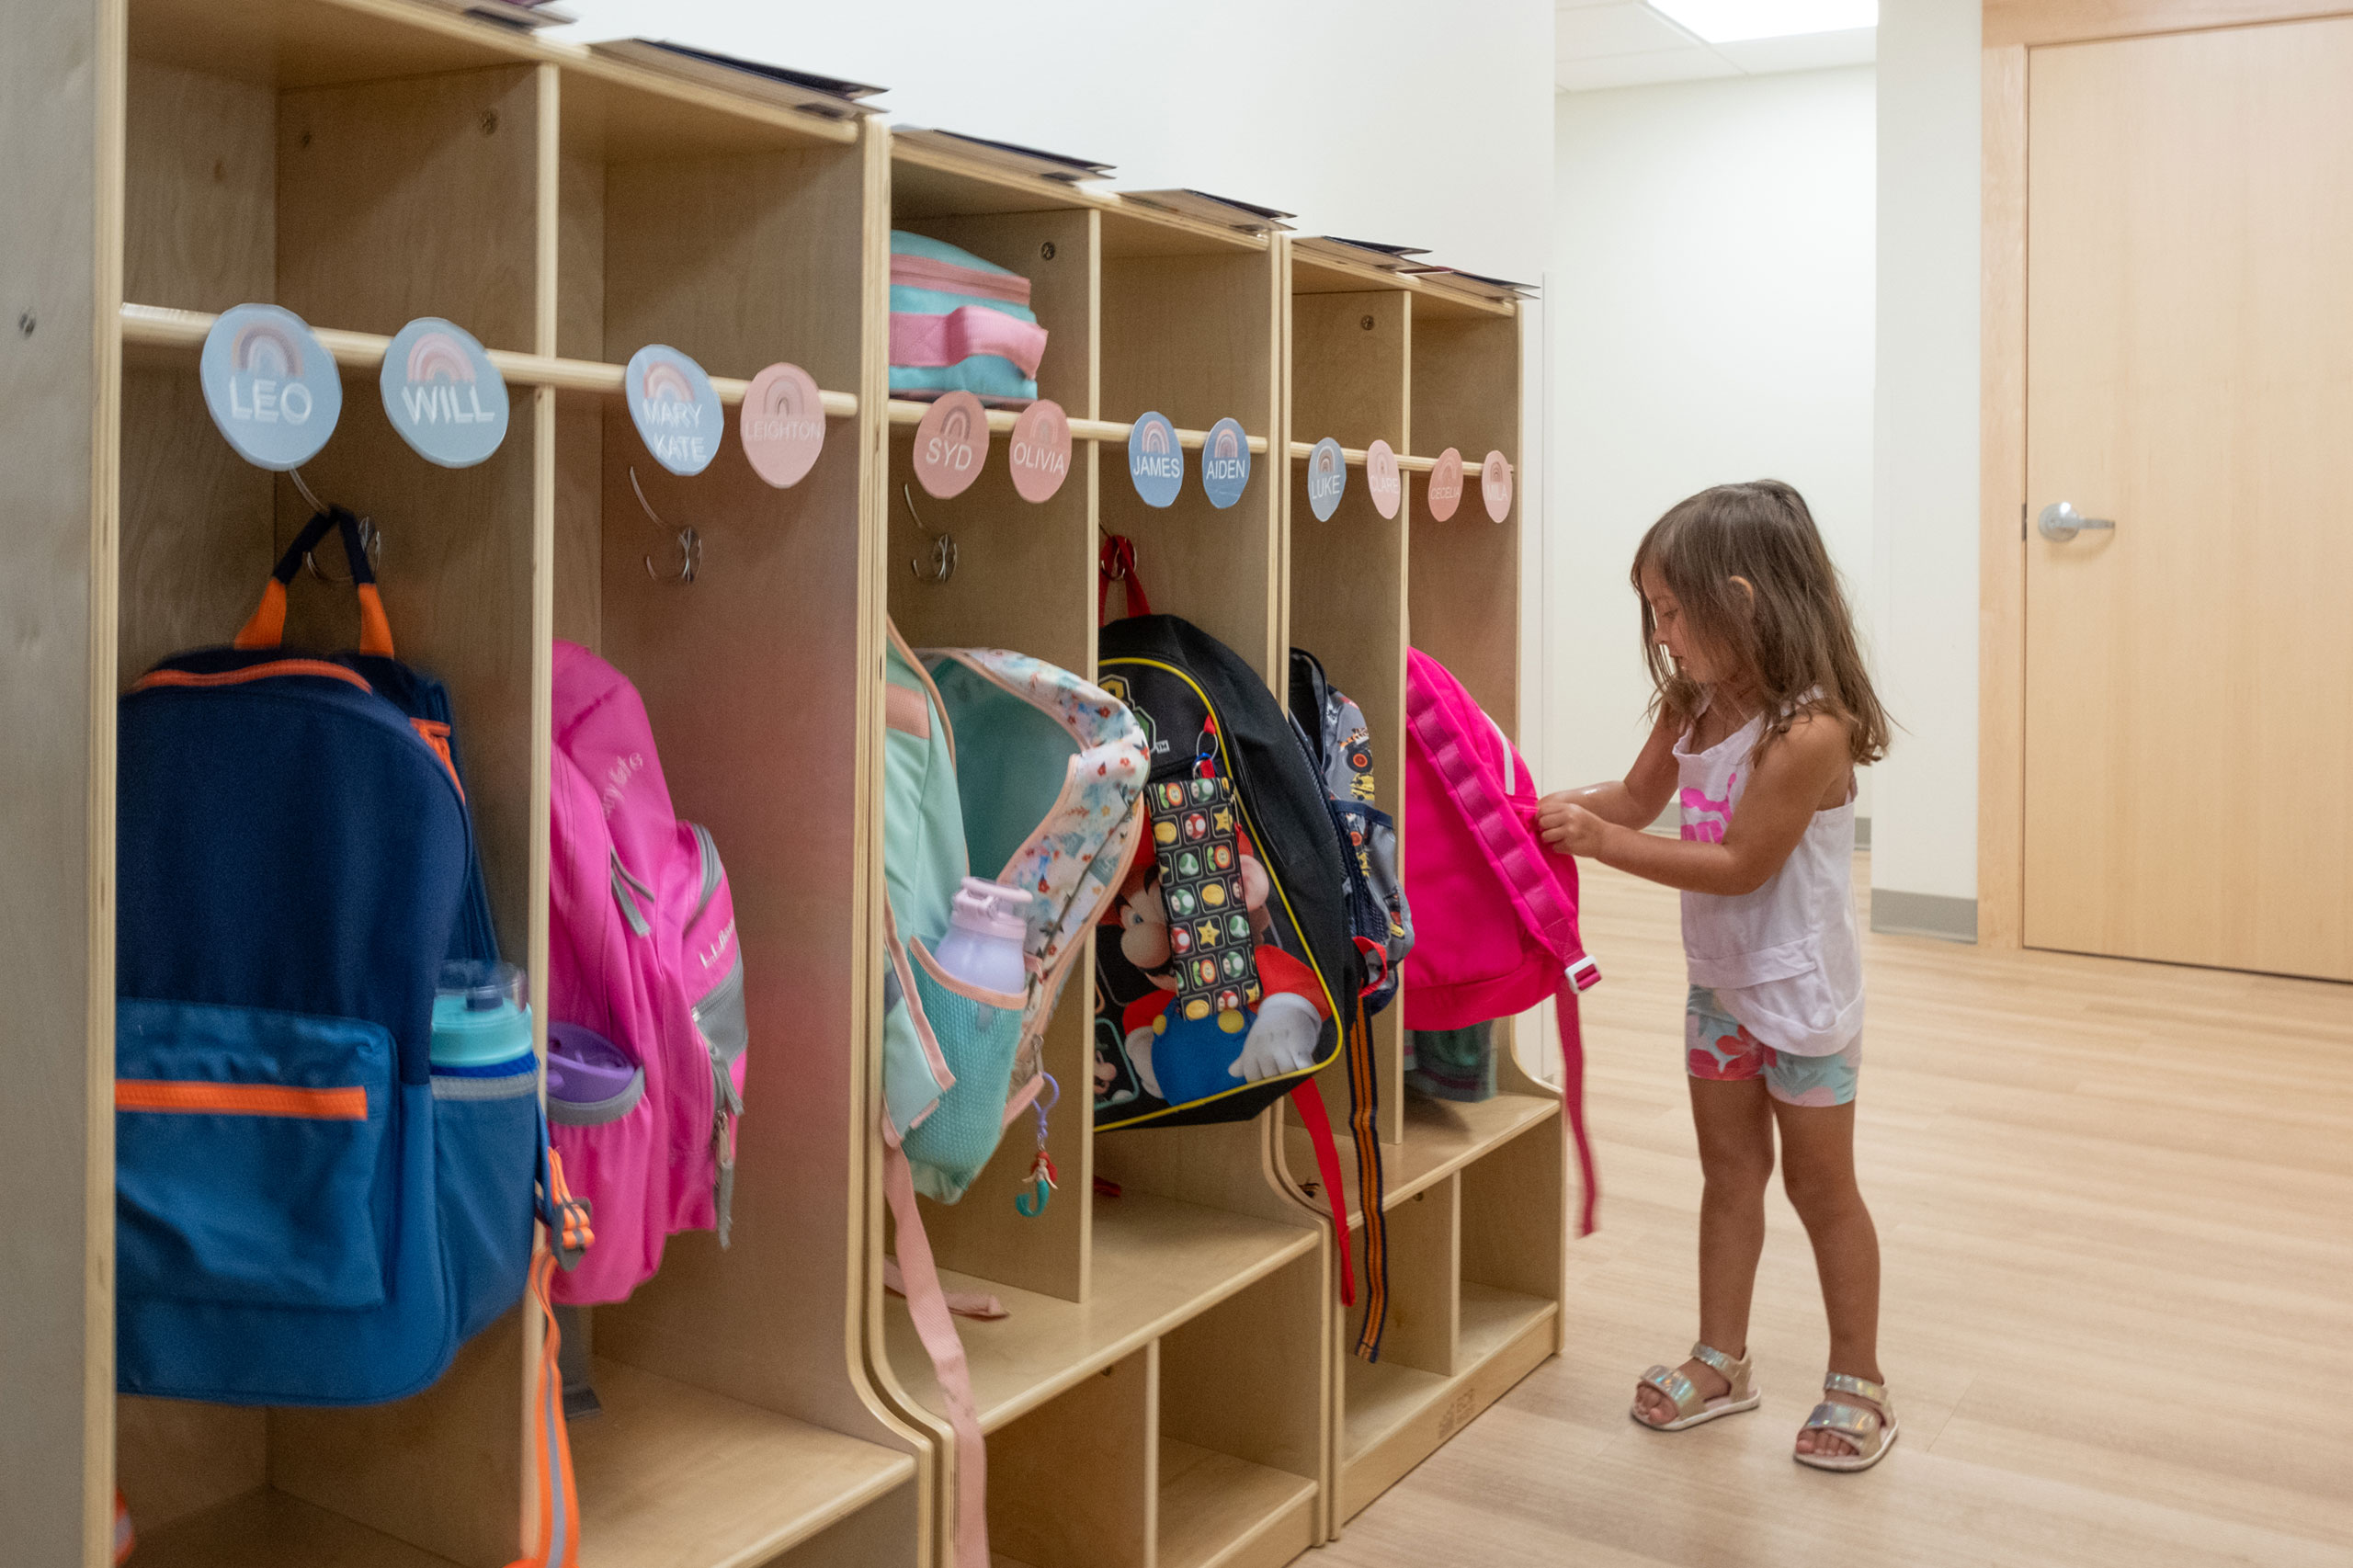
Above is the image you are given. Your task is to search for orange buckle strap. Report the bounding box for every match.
[545,1147,595,1268]
[506,1250,581,1568]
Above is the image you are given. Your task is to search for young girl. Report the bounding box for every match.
[1538,480,1893,1472]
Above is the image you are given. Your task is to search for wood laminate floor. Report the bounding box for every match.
[1313,858,2353,1567]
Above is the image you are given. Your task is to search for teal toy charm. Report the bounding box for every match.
[1014,1074,1061,1217]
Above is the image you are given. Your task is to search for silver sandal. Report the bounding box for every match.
[1795,1371,1899,1471]
[1631,1342,1761,1431]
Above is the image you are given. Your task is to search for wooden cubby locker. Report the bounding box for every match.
[872,135,1330,1568]
[6,1,1547,1564]
[1279,243,1568,1529]
[90,3,931,1566]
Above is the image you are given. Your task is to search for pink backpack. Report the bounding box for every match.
[548,641,745,1303]
[1401,648,1599,1233]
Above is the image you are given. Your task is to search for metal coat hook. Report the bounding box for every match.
[905,483,956,585]
[290,468,381,584]
[631,467,700,585]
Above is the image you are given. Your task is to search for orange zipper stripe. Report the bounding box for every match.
[133,660,374,698]
[116,1080,369,1119]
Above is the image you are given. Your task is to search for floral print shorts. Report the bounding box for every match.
[1685,986,1859,1108]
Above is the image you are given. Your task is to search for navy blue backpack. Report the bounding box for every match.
[115,508,581,1413]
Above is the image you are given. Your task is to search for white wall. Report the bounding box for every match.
[552,1,1558,284]
[1870,0,1979,906]
[1542,66,1878,804]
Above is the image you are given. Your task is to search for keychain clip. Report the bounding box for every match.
[1014,1073,1061,1217]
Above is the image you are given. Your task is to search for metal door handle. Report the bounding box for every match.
[2038,501,2116,543]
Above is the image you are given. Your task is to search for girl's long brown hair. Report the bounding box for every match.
[1632,480,1890,766]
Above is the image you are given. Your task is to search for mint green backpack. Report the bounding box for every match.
[879,622,1147,1567]
[881,624,1147,1199]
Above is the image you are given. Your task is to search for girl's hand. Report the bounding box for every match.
[1539,795,1609,858]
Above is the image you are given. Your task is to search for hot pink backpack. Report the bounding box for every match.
[1401,647,1599,1233]
[548,641,745,1303]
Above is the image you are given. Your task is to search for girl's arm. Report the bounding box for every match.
[1540,710,1680,830]
[1538,712,1848,896]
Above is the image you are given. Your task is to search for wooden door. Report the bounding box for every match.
[2022,16,2353,980]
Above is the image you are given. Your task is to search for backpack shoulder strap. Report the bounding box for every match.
[883,1144,991,1568]
[1404,668,1583,964]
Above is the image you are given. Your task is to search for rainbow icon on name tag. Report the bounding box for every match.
[381,318,508,469]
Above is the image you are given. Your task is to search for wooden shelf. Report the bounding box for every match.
[129,0,852,155]
[884,1192,1317,1433]
[1285,1090,1560,1228]
[1456,1283,1554,1368]
[1340,1356,1451,1466]
[570,1359,915,1568]
[1339,1290,1557,1523]
[889,138,1266,259]
[1407,284,1518,322]
[1155,1439,1315,1568]
[1286,251,1518,320]
[128,1489,462,1568]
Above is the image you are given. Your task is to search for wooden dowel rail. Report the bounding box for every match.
[119,302,863,418]
[120,305,1289,458]
[881,399,1268,455]
[1284,438,1497,475]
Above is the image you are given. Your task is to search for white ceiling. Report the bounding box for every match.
[1557,1,1875,92]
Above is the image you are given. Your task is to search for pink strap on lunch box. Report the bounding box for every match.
[891,306,1049,376]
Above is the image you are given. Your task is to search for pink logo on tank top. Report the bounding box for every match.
[1680,773,1735,844]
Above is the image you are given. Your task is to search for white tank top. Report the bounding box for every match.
[1673,700,1862,1056]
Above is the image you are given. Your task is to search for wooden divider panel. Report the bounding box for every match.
[1099,248,1283,681]
[587,131,903,1454]
[111,45,285,1558]
[263,61,552,1568]
[1459,1120,1566,1341]
[1357,1176,1458,1380]
[988,1346,1156,1568]
[884,206,1101,1303]
[275,66,542,350]
[119,57,276,681]
[887,206,1099,670]
[1288,288,1413,1148]
[1406,309,1520,733]
[1157,1252,1324,1506]
[551,143,605,650]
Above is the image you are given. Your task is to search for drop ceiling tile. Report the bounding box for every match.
[1709,27,1877,73]
[1556,3,1699,59]
[1557,46,1740,90]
